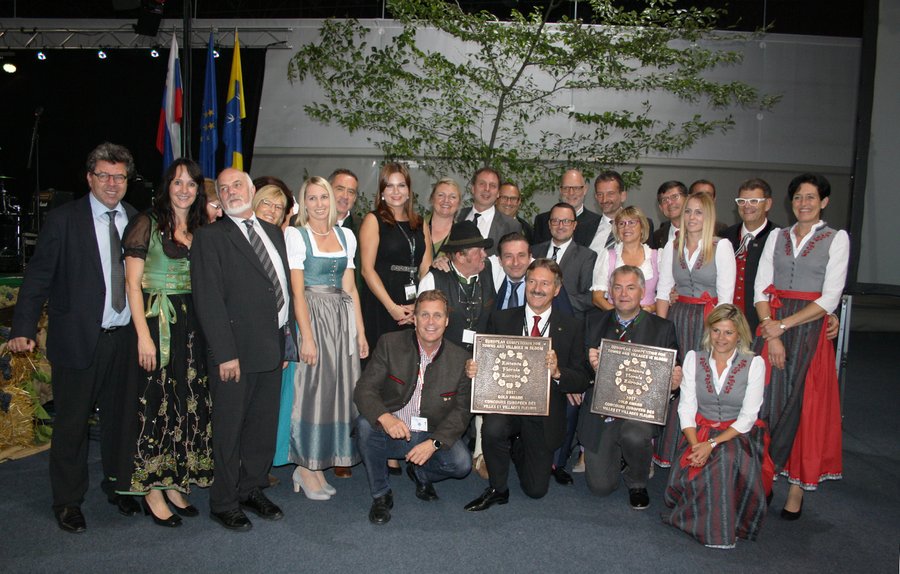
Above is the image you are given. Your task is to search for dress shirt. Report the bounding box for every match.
[228,213,291,327]
[656,238,736,306]
[524,305,552,337]
[548,237,574,263]
[466,205,496,239]
[740,219,769,243]
[678,350,765,434]
[89,193,131,328]
[588,214,615,253]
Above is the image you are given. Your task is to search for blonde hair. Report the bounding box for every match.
[613,205,650,243]
[700,304,752,355]
[430,178,461,202]
[252,185,288,225]
[676,192,716,265]
[295,176,338,228]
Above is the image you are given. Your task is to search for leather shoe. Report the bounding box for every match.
[406,463,438,501]
[240,488,284,521]
[368,491,393,525]
[781,499,803,521]
[172,503,199,518]
[110,494,140,517]
[387,463,402,476]
[552,467,574,486]
[210,508,253,531]
[464,487,509,512]
[333,466,352,478]
[55,506,87,534]
[629,488,650,510]
[142,498,182,528]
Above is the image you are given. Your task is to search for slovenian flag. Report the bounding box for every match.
[223,30,245,170]
[156,33,183,172]
[199,32,218,178]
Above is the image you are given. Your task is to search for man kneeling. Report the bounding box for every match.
[354,290,473,525]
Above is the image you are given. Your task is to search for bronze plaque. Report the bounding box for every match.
[470,334,551,416]
[589,339,676,425]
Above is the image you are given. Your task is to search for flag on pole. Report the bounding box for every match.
[199,32,218,178]
[156,33,183,172]
[223,30,245,171]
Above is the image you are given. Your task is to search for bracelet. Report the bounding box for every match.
[779,323,788,331]
[759,316,771,323]
[707,438,717,449]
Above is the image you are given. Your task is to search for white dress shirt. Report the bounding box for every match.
[229,214,290,327]
[89,193,131,328]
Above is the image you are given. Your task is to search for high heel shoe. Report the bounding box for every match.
[142,498,182,528]
[165,491,199,517]
[780,498,803,521]
[321,481,337,496]
[292,467,331,500]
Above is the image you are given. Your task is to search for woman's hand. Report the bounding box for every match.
[391,303,415,325]
[138,335,157,372]
[357,333,370,360]
[767,337,786,370]
[300,338,318,366]
[686,441,713,467]
[759,318,786,340]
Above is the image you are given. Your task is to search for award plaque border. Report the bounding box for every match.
[470,334,551,416]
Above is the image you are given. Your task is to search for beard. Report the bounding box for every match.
[223,199,253,217]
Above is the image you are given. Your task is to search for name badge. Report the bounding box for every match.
[462,329,476,345]
[410,416,428,432]
[405,283,417,301]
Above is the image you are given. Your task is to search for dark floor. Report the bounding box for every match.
[1,331,898,573]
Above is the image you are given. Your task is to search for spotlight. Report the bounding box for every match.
[150,49,159,58]
[98,50,107,59]
[2,62,16,74]
[37,51,47,61]
[213,49,220,58]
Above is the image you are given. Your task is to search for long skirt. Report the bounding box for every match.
[272,361,296,467]
[761,298,842,489]
[289,287,361,470]
[654,301,705,467]
[662,422,769,548]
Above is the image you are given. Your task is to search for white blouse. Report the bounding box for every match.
[656,238,736,305]
[678,350,765,434]
[590,243,656,293]
[285,225,357,271]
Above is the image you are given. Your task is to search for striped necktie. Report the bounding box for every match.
[243,219,285,312]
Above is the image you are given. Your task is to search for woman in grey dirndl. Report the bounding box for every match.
[288,176,369,500]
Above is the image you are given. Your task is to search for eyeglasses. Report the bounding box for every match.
[734,198,767,207]
[659,193,685,205]
[549,218,575,226]
[208,202,221,210]
[616,219,640,228]
[498,195,520,203]
[559,185,584,194]
[260,199,285,212]
[91,172,127,184]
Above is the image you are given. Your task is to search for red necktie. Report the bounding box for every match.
[530,315,541,337]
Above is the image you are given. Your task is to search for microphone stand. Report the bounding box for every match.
[24,106,43,266]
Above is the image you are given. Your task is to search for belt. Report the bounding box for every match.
[676,291,717,320]
[100,326,122,333]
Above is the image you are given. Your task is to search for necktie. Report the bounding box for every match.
[243,219,285,313]
[530,315,541,337]
[472,211,481,230]
[735,233,752,257]
[604,228,616,250]
[508,281,521,309]
[551,246,559,261]
[107,211,126,313]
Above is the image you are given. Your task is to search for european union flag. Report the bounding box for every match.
[223,30,245,171]
[199,32,218,179]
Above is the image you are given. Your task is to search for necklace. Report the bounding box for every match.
[306,224,331,237]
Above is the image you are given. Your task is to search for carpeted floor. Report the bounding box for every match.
[1,331,898,573]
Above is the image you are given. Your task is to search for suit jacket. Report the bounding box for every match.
[457,206,521,257]
[354,330,472,448]
[533,207,602,247]
[340,212,363,287]
[532,240,597,316]
[191,216,293,373]
[495,276,576,316]
[577,309,678,452]
[516,215,534,244]
[11,194,137,369]
[650,220,673,250]
[722,219,779,334]
[488,307,589,449]
[339,212,362,236]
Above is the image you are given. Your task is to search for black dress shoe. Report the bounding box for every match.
[406,463,438,501]
[55,506,87,534]
[240,488,284,521]
[781,499,803,521]
[210,508,253,531]
[110,495,140,517]
[552,467,574,486]
[629,488,650,510]
[172,503,199,517]
[142,499,182,528]
[387,464,402,476]
[368,491,394,525]
[464,487,509,512]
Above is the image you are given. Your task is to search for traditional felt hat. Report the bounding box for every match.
[440,220,494,253]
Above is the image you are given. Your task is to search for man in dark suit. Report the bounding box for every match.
[10,142,139,533]
[191,167,293,531]
[579,265,682,509]
[722,178,779,336]
[533,169,602,246]
[457,167,521,256]
[496,181,534,244]
[331,168,361,235]
[650,180,688,249]
[464,259,589,510]
[354,290,473,524]
[533,203,597,318]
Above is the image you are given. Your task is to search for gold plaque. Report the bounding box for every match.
[470,334,551,416]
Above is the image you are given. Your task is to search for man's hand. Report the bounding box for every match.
[465,359,478,379]
[7,337,35,354]
[546,350,561,380]
[378,413,411,441]
[588,347,600,372]
[219,359,241,382]
[566,393,583,406]
[406,441,437,466]
[670,365,683,391]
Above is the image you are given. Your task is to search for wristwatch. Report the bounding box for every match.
[431,439,443,451]
[707,438,717,449]
[779,323,788,331]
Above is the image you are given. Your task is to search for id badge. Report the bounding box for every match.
[405,283,417,301]
[410,416,428,432]
[462,329,476,345]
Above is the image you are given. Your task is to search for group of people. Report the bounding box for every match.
[9,142,848,550]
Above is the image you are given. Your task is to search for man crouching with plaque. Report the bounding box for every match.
[580,265,681,510]
[354,290,473,525]
[464,259,589,510]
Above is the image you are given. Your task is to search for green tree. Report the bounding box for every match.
[288,0,778,209]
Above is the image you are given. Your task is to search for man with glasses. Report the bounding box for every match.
[9,142,139,533]
[457,167,521,257]
[533,169,602,246]
[588,170,654,255]
[496,181,534,244]
[533,203,596,318]
[650,180,688,249]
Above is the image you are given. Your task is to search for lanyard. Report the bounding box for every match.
[395,221,417,283]
[522,314,551,337]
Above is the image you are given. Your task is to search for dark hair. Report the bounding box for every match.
[86,142,135,178]
[415,289,449,315]
[594,170,625,192]
[788,173,831,200]
[154,158,207,243]
[738,178,772,198]
[253,175,295,223]
[498,232,531,255]
[689,179,716,195]
[328,168,358,185]
[500,181,520,192]
[526,258,562,287]
[657,180,687,201]
[549,202,577,220]
[472,167,501,187]
[376,162,422,229]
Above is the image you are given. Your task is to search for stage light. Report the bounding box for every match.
[98,50,107,59]
[2,62,16,74]
[37,51,47,61]
[213,49,220,58]
[150,49,159,58]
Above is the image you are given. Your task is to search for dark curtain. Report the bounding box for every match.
[0,46,266,214]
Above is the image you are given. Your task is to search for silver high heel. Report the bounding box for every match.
[292,467,331,500]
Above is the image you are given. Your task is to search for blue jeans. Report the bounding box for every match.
[355,416,472,498]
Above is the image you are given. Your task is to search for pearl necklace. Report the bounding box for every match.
[306,224,331,237]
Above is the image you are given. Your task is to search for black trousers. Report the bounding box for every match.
[482,413,555,499]
[583,417,655,496]
[49,326,132,511]
[208,365,282,513]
